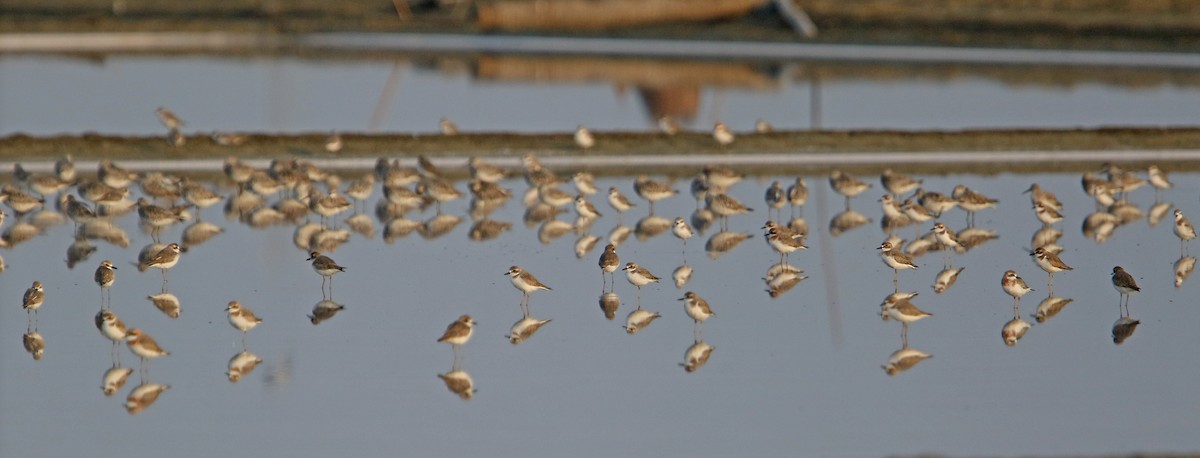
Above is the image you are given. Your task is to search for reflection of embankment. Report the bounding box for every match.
[475,54,776,121]
[786,62,1200,91]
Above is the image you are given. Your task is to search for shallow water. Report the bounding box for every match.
[3,53,1200,136]
[1,162,1198,457]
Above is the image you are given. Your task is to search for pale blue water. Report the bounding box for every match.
[1,162,1198,457]
[2,54,1199,136]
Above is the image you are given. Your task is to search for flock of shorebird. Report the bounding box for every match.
[869,161,1190,359]
[6,108,1195,403]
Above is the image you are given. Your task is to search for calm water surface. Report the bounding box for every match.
[1,162,1198,457]
[2,54,1200,136]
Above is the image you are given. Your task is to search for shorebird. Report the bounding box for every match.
[506,265,551,316]
[225,301,263,347]
[138,243,182,285]
[1030,247,1072,292]
[881,295,932,347]
[598,244,620,290]
[468,157,507,184]
[22,281,44,319]
[1175,209,1196,254]
[572,172,598,196]
[881,169,921,196]
[54,154,76,184]
[931,222,960,265]
[830,170,871,207]
[916,188,957,217]
[95,260,117,308]
[702,164,742,191]
[672,217,693,253]
[712,122,735,146]
[679,291,715,334]
[1024,183,1062,211]
[324,131,343,152]
[95,309,129,353]
[879,241,918,286]
[1111,266,1140,315]
[437,314,475,363]
[754,118,773,133]
[764,181,786,220]
[155,107,184,130]
[787,177,807,218]
[439,117,459,135]
[951,185,998,226]
[607,187,636,216]
[307,251,346,298]
[99,160,139,189]
[1033,202,1064,226]
[623,262,660,304]
[658,116,681,135]
[1001,270,1033,308]
[137,198,185,242]
[575,125,595,150]
[633,175,678,214]
[765,228,807,266]
[706,193,752,230]
[125,328,169,368]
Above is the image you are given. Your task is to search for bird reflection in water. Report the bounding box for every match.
[146,293,181,319]
[507,316,552,345]
[181,220,224,248]
[345,213,375,239]
[574,234,600,259]
[955,226,999,252]
[1082,210,1119,244]
[682,340,714,373]
[607,224,633,248]
[690,208,715,236]
[599,292,620,320]
[438,369,476,401]
[933,267,965,294]
[66,236,97,269]
[471,219,513,243]
[882,347,933,376]
[101,364,134,396]
[125,381,170,415]
[227,350,264,383]
[1147,201,1172,227]
[537,219,574,244]
[523,203,561,228]
[308,299,346,325]
[705,231,752,260]
[829,210,870,237]
[634,215,672,241]
[764,266,807,298]
[1002,310,1032,347]
[1112,316,1141,345]
[624,308,662,335]
[384,217,421,244]
[1175,255,1196,288]
[419,213,462,240]
[1033,295,1074,323]
[78,220,131,248]
[673,264,693,290]
[22,329,45,361]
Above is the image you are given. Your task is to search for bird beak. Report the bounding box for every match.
[677,297,685,301]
